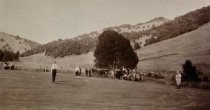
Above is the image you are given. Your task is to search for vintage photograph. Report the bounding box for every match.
[0,0,210,110]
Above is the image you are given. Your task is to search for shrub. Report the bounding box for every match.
[134,42,141,50]
[203,75,209,82]
[0,38,5,42]
[182,60,199,82]
[146,73,152,77]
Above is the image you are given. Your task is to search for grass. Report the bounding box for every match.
[0,70,210,110]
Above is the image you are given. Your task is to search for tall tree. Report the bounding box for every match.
[94,30,139,69]
[182,60,199,82]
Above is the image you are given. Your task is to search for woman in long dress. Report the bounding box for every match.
[175,70,182,89]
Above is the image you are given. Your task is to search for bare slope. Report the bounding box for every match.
[0,32,39,53]
[136,22,210,73]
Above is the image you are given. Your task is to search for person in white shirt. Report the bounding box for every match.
[175,70,182,89]
[51,61,58,82]
[75,66,80,76]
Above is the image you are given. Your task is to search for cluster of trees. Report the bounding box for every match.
[114,6,210,48]
[94,30,139,69]
[145,6,210,46]
[0,50,19,61]
[22,36,97,58]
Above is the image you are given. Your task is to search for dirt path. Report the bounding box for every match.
[0,70,210,110]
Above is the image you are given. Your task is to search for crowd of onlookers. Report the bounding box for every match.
[74,66,144,81]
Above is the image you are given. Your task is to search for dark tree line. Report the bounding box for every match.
[22,36,97,58]
[0,50,19,61]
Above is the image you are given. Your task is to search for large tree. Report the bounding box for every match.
[94,30,139,69]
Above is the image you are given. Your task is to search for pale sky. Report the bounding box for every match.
[0,0,210,44]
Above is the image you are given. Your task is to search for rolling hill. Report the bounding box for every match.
[0,32,39,53]
[19,22,210,73]
[22,17,169,57]
[22,6,210,58]
[18,6,210,74]
[136,22,210,73]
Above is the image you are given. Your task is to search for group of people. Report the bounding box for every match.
[50,61,92,82]
[85,68,92,77]
[50,61,183,89]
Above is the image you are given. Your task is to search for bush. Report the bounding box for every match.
[146,73,152,77]
[134,42,141,50]
[182,60,199,82]
[203,75,209,82]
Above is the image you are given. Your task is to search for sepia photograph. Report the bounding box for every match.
[0,0,210,110]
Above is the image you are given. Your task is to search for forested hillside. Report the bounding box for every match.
[22,37,97,58]
[144,6,210,46]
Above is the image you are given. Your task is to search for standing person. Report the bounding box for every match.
[79,67,82,76]
[75,66,80,76]
[51,61,58,82]
[175,70,182,89]
[110,69,115,78]
[88,68,92,77]
[85,68,88,77]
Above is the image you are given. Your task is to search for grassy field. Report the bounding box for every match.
[17,52,94,72]
[0,70,210,110]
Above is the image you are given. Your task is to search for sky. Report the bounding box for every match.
[0,0,210,44]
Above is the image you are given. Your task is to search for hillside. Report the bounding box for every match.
[19,21,210,74]
[0,32,39,53]
[136,22,210,73]
[144,6,210,46]
[22,17,169,57]
[22,6,210,58]
[18,52,94,71]
[19,22,210,73]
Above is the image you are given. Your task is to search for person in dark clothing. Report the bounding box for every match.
[51,61,58,82]
[85,68,88,76]
[88,68,92,77]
